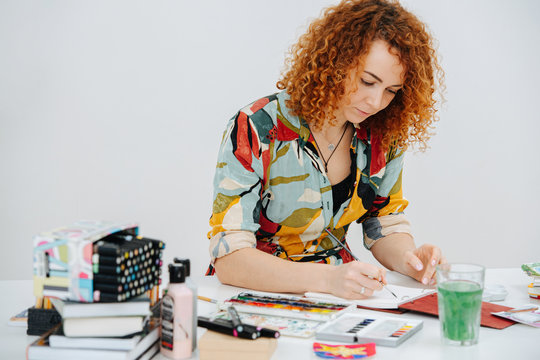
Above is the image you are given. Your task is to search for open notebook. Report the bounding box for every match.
[305,284,435,309]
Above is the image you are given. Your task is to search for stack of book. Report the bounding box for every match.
[27,296,160,360]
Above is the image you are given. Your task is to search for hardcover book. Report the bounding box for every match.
[27,320,159,360]
[62,316,147,338]
[49,330,142,350]
[50,295,150,318]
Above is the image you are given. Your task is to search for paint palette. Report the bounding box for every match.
[315,312,423,347]
[224,291,353,321]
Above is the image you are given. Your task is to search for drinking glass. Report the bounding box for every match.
[436,263,485,346]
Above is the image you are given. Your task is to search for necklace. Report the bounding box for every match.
[312,123,349,173]
[326,124,348,151]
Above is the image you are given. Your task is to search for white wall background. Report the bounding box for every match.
[1,0,539,281]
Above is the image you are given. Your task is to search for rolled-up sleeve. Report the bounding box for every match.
[363,213,411,249]
[361,149,412,249]
[207,111,264,264]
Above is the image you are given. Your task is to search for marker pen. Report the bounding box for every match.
[257,326,281,338]
[226,305,244,335]
[198,317,258,340]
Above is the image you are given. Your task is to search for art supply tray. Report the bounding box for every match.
[315,312,423,347]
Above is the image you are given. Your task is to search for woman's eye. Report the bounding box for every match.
[361,79,374,86]
[387,89,398,95]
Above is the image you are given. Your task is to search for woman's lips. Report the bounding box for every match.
[356,108,370,117]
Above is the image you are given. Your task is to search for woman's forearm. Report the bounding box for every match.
[213,248,331,294]
[370,232,416,276]
[214,246,399,299]
[370,232,444,285]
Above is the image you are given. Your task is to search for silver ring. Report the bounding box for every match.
[359,287,365,295]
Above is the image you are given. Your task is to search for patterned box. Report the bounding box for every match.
[33,220,138,302]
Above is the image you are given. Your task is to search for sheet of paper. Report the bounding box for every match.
[305,284,435,309]
[492,307,540,328]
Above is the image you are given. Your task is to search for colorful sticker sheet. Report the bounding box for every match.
[313,342,376,359]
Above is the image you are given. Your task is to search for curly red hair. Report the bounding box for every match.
[276,0,444,150]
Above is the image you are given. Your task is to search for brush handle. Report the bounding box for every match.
[325,229,397,298]
[324,229,359,261]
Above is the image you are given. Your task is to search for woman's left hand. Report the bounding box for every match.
[403,244,446,285]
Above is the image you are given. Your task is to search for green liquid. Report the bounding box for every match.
[438,280,483,342]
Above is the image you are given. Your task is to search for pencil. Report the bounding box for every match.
[198,295,218,304]
[507,306,538,313]
[35,297,43,309]
[324,228,398,299]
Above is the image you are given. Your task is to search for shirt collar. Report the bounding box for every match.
[275,90,371,149]
[275,91,311,148]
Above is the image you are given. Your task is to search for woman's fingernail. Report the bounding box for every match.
[431,259,436,266]
[429,278,436,285]
[416,263,423,271]
[422,277,428,285]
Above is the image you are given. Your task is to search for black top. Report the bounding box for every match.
[331,152,357,214]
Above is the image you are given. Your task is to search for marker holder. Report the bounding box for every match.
[26,307,61,336]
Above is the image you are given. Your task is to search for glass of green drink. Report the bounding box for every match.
[436,263,485,346]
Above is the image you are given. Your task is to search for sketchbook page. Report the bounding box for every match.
[305,284,435,309]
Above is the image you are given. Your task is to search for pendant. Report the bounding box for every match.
[328,144,335,151]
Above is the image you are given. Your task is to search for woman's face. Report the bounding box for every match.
[335,40,405,125]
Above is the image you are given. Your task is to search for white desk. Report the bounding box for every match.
[1,268,538,359]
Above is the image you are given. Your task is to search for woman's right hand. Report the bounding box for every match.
[325,261,387,300]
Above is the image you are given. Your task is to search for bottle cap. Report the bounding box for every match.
[168,263,185,283]
[173,258,191,277]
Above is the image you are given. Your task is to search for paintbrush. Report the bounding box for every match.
[198,295,219,304]
[507,306,539,313]
[324,228,398,299]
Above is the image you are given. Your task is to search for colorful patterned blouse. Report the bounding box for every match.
[207,91,411,274]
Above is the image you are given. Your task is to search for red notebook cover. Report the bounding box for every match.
[355,305,406,314]
[398,293,516,329]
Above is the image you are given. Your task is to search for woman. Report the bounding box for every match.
[207,0,446,300]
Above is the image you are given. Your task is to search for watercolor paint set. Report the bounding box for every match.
[315,312,423,347]
[223,291,354,322]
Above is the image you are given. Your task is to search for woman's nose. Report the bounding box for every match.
[365,88,385,112]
